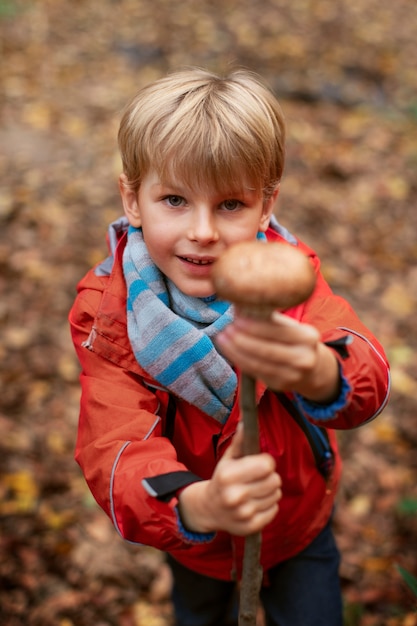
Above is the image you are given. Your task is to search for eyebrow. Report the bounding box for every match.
[152,180,186,194]
[152,179,260,201]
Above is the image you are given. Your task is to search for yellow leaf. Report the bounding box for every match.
[390,367,416,397]
[0,190,13,219]
[388,345,414,367]
[381,283,415,317]
[47,431,67,454]
[348,494,372,517]
[362,556,393,573]
[4,326,32,349]
[58,354,80,383]
[22,102,52,130]
[0,471,39,514]
[385,177,410,200]
[373,420,400,444]
[27,380,51,407]
[39,503,76,530]
[133,600,168,626]
[60,114,87,138]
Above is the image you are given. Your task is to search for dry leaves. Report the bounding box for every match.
[1,0,417,625]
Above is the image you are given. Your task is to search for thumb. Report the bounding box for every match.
[223,422,244,460]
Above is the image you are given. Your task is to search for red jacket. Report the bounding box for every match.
[69,219,390,581]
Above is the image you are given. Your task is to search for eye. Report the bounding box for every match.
[221,199,241,211]
[164,195,185,207]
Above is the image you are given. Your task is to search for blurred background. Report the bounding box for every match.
[0,1,416,624]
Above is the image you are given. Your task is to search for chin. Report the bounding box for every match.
[182,285,215,299]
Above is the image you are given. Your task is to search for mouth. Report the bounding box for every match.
[179,256,215,266]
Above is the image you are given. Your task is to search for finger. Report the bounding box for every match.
[223,454,278,491]
[223,331,296,361]
[250,472,282,498]
[230,503,280,536]
[234,488,282,522]
[220,318,320,367]
[221,474,281,516]
[219,333,317,382]
[234,312,320,344]
[239,472,282,509]
[271,311,321,342]
[222,422,244,460]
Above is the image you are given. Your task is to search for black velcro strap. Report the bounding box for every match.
[142,470,203,503]
[324,334,353,360]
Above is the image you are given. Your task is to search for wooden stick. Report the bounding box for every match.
[239,373,262,626]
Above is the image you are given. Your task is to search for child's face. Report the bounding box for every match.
[120,170,278,298]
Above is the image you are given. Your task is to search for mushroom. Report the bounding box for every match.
[211,240,317,626]
[211,240,316,318]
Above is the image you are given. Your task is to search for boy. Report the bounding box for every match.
[69,69,390,626]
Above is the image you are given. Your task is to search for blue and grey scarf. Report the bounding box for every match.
[123,226,236,423]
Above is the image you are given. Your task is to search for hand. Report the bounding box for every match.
[178,424,282,536]
[216,311,340,403]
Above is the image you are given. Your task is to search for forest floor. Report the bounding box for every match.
[0,1,417,624]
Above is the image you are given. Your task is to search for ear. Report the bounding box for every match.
[258,184,280,232]
[119,173,142,228]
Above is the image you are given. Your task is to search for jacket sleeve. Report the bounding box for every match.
[296,261,390,429]
[69,284,214,549]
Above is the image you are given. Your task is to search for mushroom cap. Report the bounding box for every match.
[211,240,316,311]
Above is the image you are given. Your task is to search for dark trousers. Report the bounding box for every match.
[167,519,343,626]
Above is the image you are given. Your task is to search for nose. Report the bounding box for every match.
[188,206,219,245]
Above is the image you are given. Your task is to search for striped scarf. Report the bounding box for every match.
[123,226,236,423]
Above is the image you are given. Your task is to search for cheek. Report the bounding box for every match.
[142,223,173,261]
[141,213,167,241]
[225,215,266,244]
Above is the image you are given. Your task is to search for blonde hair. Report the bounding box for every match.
[118,68,285,198]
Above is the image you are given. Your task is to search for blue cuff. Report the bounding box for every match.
[294,373,351,421]
[175,508,216,544]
